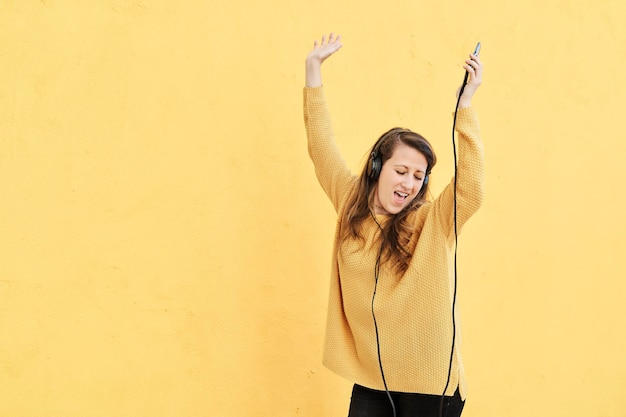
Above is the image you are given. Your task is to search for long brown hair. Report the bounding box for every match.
[339,128,437,273]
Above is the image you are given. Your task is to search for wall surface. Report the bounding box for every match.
[1,1,625,416]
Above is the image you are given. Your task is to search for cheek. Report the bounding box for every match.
[378,172,393,189]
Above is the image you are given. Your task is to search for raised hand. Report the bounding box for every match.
[307,33,343,64]
[305,33,343,87]
[457,52,483,108]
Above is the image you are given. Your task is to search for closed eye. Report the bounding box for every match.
[395,169,424,181]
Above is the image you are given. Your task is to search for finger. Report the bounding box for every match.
[468,57,482,74]
[471,56,483,66]
[469,58,483,75]
[463,65,476,82]
[466,58,481,73]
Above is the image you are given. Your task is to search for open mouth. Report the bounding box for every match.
[394,191,409,203]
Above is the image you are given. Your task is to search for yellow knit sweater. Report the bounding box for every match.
[303,87,484,399]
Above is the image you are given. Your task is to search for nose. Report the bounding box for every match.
[402,176,414,190]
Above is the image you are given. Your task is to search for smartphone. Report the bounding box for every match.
[473,42,481,56]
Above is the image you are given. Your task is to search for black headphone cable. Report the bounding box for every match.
[439,50,476,417]
[369,211,397,417]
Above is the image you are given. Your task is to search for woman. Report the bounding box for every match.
[303,33,484,417]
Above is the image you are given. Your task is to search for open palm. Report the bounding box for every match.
[307,33,342,64]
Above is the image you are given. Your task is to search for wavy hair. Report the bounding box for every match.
[339,127,437,273]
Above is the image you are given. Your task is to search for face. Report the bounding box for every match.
[374,142,428,215]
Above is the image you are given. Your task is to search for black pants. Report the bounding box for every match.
[347,384,465,417]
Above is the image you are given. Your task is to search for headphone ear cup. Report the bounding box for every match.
[423,175,429,185]
[368,152,382,181]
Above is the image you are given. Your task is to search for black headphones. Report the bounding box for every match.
[366,142,384,181]
[367,129,429,185]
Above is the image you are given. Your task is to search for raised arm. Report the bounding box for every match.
[303,33,354,212]
[305,33,343,87]
[433,52,485,237]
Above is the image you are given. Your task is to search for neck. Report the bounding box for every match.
[373,204,389,215]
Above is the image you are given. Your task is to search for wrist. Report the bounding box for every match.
[306,55,322,69]
[458,87,476,109]
[458,98,472,109]
[305,58,323,87]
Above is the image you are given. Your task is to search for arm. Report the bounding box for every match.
[303,34,354,211]
[433,53,485,237]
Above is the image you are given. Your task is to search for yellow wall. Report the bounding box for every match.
[1,1,625,416]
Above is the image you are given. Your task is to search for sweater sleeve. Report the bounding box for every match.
[431,106,485,239]
[303,87,355,212]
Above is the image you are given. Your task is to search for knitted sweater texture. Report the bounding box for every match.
[303,86,484,399]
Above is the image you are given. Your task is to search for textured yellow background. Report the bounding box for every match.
[1,1,625,416]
